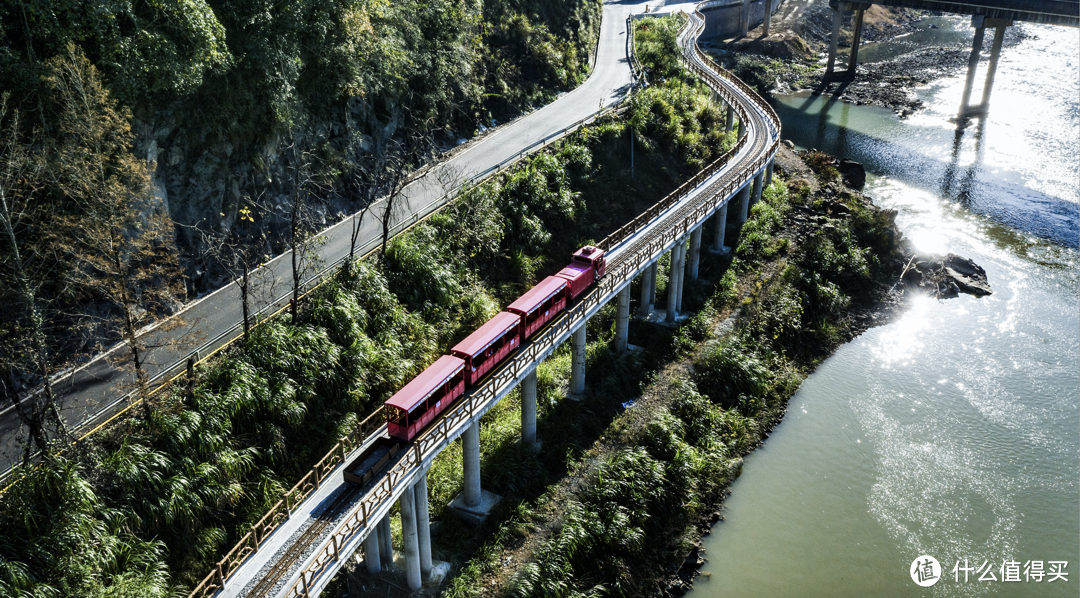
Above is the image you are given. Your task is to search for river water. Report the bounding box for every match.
[688,19,1079,597]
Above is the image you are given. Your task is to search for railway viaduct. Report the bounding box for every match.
[189,4,781,598]
[820,0,1079,117]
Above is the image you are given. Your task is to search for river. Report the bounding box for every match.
[687,18,1079,598]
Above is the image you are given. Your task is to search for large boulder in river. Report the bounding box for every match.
[839,159,866,190]
[910,253,993,298]
[941,254,992,296]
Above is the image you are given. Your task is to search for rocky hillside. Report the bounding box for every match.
[1,0,601,293]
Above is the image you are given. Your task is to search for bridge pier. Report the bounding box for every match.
[364,523,381,574]
[826,4,843,75]
[571,323,587,395]
[688,226,703,281]
[675,238,687,314]
[415,472,432,579]
[615,284,631,351]
[848,4,866,74]
[765,158,774,188]
[959,16,987,116]
[959,16,1012,118]
[736,182,751,225]
[737,116,746,141]
[763,0,773,37]
[750,170,765,209]
[725,103,735,132]
[639,266,655,317]
[378,516,393,568]
[449,421,501,524]
[463,422,481,507]
[666,241,685,322]
[713,204,730,253]
[741,0,751,36]
[399,481,422,590]
[521,369,538,449]
[825,3,869,78]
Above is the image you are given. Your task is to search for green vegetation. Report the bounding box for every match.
[0,12,905,598]
[0,53,724,593]
[629,17,737,169]
[1,0,599,134]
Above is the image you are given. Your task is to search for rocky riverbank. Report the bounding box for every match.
[713,4,1029,117]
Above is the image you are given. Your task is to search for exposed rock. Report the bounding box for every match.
[906,253,993,298]
[730,32,815,60]
[773,144,819,194]
[941,254,993,296]
[838,159,866,190]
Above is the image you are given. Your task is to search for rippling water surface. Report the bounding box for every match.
[687,21,1079,597]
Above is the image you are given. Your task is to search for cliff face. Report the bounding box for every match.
[2,0,602,292]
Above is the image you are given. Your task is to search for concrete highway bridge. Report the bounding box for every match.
[820,0,1079,117]
[187,4,782,598]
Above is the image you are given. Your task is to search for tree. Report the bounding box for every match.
[201,202,268,341]
[0,93,71,461]
[284,136,327,321]
[45,44,186,415]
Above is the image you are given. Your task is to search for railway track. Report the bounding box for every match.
[201,6,781,598]
[245,485,362,598]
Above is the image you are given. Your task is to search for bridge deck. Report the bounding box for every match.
[829,0,1079,26]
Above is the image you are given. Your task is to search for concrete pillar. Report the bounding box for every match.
[847,5,866,74]
[665,242,682,323]
[571,324,587,395]
[521,370,537,449]
[415,472,432,579]
[378,516,393,568]
[364,525,381,574]
[765,158,774,188]
[750,171,765,209]
[462,421,481,508]
[979,24,1007,110]
[674,239,687,314]
[615,285,630,351]
[825,6,843,75]
[737,116,746,141]
[725,104,735,132]
[398,483,422,591]
[959,16,987,117]
[736,183,751,225]
[763,0,773,37]
[740,0,750,36]
[648,262,658,306]
[688,226,703,280]
[638,267,653,317]
[714,204,728,251]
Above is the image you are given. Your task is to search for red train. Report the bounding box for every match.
[383,246,606,443]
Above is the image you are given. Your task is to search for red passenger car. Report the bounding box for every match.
[451,311,521,386]
[386,355,466,442]
[507,276,568,341]
[555,246,607,300]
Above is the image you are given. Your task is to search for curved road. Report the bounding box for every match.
[0,0,644,474]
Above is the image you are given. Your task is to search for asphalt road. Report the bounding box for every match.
[0,0,642,474]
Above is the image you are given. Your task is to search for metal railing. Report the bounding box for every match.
[188,6,782,598]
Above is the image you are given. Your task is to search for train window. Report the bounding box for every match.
[387,406,408,427]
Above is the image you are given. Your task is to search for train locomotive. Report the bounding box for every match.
[344,246,606,484]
